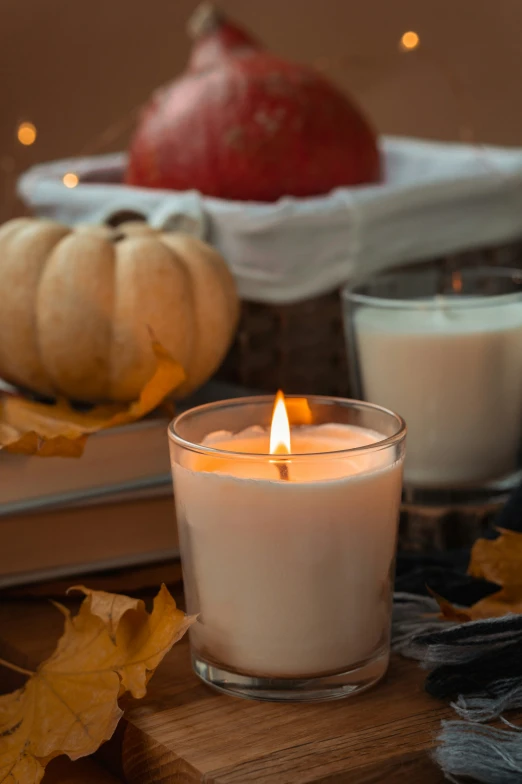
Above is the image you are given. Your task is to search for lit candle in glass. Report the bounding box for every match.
[169,393,405,701]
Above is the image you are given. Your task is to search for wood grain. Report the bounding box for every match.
[0,588,449,783]
[118,639,450,783]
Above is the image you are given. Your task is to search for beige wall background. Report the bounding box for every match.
[1,0,521,200]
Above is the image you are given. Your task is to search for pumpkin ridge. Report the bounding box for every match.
[0,224,28,386]
[33,229,72,398]
[159,233,239,396]
[8,218,70,396]
[164,236,199,385]
[107,237,119,401]
[37,231,118,401]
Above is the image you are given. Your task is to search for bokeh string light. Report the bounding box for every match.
[400,31,420,52]
[62,173,79,189]
[16,122,37,146]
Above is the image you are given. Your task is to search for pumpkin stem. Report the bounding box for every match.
[188,3,223,39]
[187,2,260,62]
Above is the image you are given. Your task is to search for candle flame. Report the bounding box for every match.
[452,271,463,294]
[270,390,291,455]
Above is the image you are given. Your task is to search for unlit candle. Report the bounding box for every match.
[355,298,522,486]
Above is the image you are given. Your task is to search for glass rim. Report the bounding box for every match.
[341,265,522,310]
[168,395,406,460]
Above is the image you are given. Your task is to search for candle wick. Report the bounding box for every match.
[276,461,289,481]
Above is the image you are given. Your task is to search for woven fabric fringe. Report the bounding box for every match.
[392,594,522,782]
[425,638,522,701]
[392,592,456,661]
[393,596,522,668]
[453,679,522,722]
[434,721,522,784]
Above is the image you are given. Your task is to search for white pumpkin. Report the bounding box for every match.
[0,218,239,402]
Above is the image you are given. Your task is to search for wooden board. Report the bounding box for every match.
[0,591,450,783]
[119,642,449,784]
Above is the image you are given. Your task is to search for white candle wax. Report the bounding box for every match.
[355,299,522,486]
[173,423,403,678]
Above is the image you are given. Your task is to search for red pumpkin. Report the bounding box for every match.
[126,4,381,202]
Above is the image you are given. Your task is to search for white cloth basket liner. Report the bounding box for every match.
[18,136,522,304]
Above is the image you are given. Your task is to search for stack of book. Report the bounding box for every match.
[0,381,251,587]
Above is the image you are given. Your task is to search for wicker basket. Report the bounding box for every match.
[398,503,499,551]
[217,291,349,395]
[217,240,522,396]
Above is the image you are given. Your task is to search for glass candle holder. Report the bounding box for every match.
[342,265,522,507]
[168,395,405,702]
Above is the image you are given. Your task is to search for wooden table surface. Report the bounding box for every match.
[0,575,451,784]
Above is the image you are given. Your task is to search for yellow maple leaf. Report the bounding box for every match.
[468,528,522,587]
[434,528,522,622]
[284,397,313,425]
[0,584,194,784]
[68,585,193,698]
[462,588,522,620]
[0,340,185,457]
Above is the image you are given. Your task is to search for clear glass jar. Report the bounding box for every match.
[169,395,405,702]
[342,265,522,507]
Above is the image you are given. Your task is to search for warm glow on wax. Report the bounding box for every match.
[452,271,463,294]
[270,390,291,455]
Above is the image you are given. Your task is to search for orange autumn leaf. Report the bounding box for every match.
[67,585,193,698]
[428,589,473,623]
[435,588,522,623]
[0,584,195,784]
[468,528,522,587]
[0,340,185,457]
[433,529,522,622]
[462,588,522,620]
[285,397,313,425]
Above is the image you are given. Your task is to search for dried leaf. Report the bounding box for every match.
[462,588,522,620]
[428,589,473,623]
[0,340,185,457]
[285,398,313,425]
[468,528,522,587]
[0,584,194,784]
[68,584,193,698]
[433,529,522,622]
